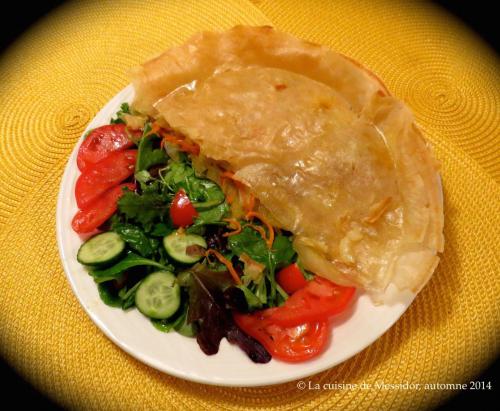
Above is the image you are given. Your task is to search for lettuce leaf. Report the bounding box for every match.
[135,133,168,172]
[110,102,130,124]
[186,265,270,363]
[117,191,167,232]
[90,253,171,283]
[112,223,154,257]
[228,226,294,306]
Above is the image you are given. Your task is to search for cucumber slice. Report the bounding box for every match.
[163,231,207,264]
[77,232,125,266]
[135,271,180,319]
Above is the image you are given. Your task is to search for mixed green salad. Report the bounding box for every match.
[71,103,355,363]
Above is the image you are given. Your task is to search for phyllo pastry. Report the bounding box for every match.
[130,26,444,300]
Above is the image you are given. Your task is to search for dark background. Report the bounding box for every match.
[0,1,497,410]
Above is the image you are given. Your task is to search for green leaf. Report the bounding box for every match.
[151,300,194,336]
[97,282,122,307]
[228,226,295,307]
[136,133,168,172]
[236,285,263,310]
[191,179,225,210]
[110,102,130,124]
[118,280,142,309]
[118,191,167,232]
[160,161,194,192]
[270,235,296,268]
[90,253,171,283]
[135,170,154,186]
[160,161,224,207]
[228,227,269,265]
[296,259,315,281]
[174,310,197,337]
[174,301,197,337]
[150,222,172,237]
[229,227,295,268]
[185,224,206,235]
[176,270,193,287]
[275,283,289,305]
[266,256,277,305]
[190,202,229,229]
[113,223,154,257]
[151,317,178,333]
[149,237,160,253]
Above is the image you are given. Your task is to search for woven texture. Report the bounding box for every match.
[0,0,498,409]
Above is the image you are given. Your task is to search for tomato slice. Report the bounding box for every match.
[75,150,137,209]
[276,263,308,294]
[72,183,135,234]
[232,276,353,362]
[233,311,330,363]
[170,189,198,227]
[270,276,356,327]
[77,124,137,171]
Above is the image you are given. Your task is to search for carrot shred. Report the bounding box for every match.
[150,122,162,136]
[220,170,235,179]
[245,211,275,248]
[219,171,258,214]
[244,223,268,242]
[219,171,234,188]
[244,193,255,213]
[161,133,200,155]
[222,218,242,237]
[205,249,242,284]
[146,121,201,155]
[220,171,246,189]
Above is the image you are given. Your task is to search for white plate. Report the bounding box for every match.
[56,85,416,387]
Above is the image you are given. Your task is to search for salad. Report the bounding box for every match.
[71,103,356,363]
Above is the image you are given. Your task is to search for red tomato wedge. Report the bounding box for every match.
[276,263,308,294]
[270,276,356,327]
[75,150,137,209]
[170,189,198,227]
[234,311,330,363]
[72,183,135,234]
[77,124,137,171]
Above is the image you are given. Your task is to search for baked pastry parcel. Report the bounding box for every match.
[130,26,444,301]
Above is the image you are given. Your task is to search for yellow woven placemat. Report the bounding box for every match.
[0,1,498,410]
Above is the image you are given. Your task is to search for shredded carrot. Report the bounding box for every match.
[177,139,200,155]
[161,133,200,155]
[219,170,258,213]
[220,171,246,189]
[222,218,242,237]
[205,249,241,284]
[220,170,235,179]
[149,122,200,155]
[244,193,255,213]
[220,177,228,192]
[244,223,268,241]
[245,211,275,248]
[149,122,162,136]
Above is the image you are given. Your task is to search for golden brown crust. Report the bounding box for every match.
[131,26,444,298]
